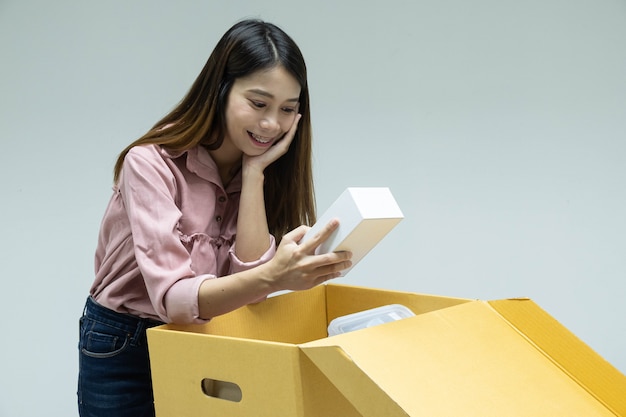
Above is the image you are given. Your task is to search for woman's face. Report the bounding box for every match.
[222,65,301,159]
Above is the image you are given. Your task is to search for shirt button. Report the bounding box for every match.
[215,215,222,222]
[218,196,226,203]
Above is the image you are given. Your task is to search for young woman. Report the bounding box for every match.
[77,19,352,417]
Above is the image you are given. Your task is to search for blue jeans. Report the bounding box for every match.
[77,297,163,417]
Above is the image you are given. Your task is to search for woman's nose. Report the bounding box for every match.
[259,115,279,131]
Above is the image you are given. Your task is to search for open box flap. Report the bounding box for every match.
[488,298,626,415]
[300,344,409,417]
[302,301,620,417]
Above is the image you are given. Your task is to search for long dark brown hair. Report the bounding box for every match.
[113,19,316,241]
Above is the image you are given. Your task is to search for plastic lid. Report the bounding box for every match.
[327,304,416,336]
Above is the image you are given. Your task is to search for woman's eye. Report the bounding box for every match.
[282,107,296,114]
[250,100,266,108]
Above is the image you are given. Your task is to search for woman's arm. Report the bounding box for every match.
[234,113,302,261]
[233,159,271,262]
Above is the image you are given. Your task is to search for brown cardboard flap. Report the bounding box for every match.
[302,301,619,416]
[301,345,408,417]
[488,298,626,416]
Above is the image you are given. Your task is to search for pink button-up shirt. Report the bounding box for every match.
[90,144,276,324]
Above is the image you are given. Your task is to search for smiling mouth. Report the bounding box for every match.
[249,132,274,144]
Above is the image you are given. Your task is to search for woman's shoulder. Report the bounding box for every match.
[126,144,186,162]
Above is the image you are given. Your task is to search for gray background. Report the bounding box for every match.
[1,0,625,415]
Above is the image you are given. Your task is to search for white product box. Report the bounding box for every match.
[301,187,404,276]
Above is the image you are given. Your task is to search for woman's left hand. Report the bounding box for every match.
[243,113,301,174]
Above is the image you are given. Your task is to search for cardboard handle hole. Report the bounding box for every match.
[201,378,242,402]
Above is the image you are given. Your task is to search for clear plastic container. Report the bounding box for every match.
[327,304,415,336]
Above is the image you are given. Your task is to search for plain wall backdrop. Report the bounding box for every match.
[1,0,625,415]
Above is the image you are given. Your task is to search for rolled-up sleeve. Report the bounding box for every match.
[228,235,277,274]
[163,237,277,322]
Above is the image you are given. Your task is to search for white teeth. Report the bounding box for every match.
[251,133,272,143]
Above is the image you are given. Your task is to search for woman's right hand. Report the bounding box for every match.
[266,219,352,292]
[197,219,352,320]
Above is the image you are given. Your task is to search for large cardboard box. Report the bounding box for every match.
[147,284,626,417]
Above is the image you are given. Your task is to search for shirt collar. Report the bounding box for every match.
[170,146,242,192]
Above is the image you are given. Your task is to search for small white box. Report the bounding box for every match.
[301,187,404,276]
